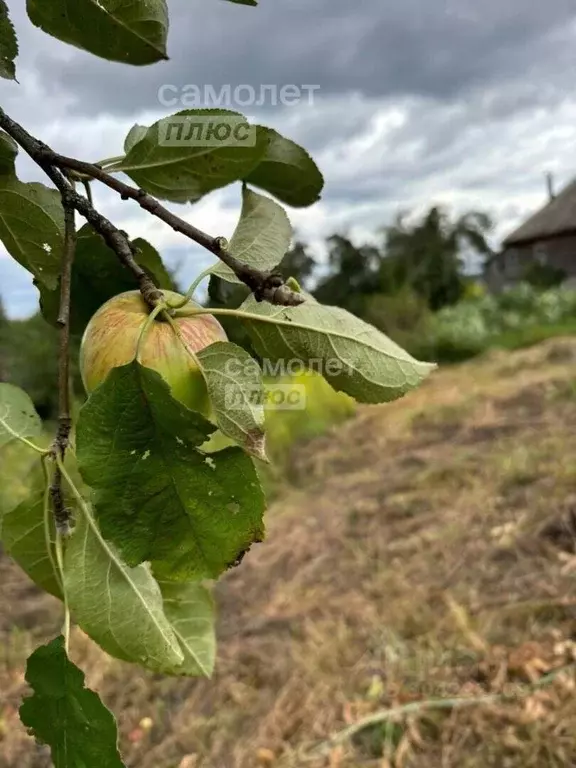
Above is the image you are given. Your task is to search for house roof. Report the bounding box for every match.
[503,178,576,246]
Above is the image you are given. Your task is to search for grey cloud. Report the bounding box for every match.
[5,0,576,116]
[3,1,576,316]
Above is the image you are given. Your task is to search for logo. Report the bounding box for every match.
[225,383,307,412]
[158,115,257,147]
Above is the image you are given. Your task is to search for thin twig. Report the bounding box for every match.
[319,695,500,752]
[50,192,76,535]
[0,108,162,307]
[82,179,93,206]
[41,455,63,594]
[309,662,576,758]
[0,108,303,307]
[55,155,303,306]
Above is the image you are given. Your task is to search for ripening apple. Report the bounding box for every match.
[80,290,227,416]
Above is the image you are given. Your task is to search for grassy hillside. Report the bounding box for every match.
[2,338,576,767]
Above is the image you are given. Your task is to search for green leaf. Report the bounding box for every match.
[38,224,174,334]
[237,295,436,403]
[76,362,265,581]
[196,342,266,461]
[20,636,126,768]
[158,580,216,677]
[0,488,62,599]
[26,0,169,66]
[64,507,185,672]
[124,123,147,153]
[0,383,42,448]
[0,444,45,518]
[0,0,18,80]
[225,0,258,5]
[0,452,88,599]
[0,130,17,174]
[245,128,324,208]
[114,110,268,204]
[211,187,292,284]
[0,177,64,289]
[132,237,175,284]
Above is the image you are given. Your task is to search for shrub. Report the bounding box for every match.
[411,283,576,363]
[523,261,566,289]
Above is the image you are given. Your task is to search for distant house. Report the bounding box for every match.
[484,176,576,292]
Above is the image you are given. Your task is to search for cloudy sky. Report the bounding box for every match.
[2,0,576,317]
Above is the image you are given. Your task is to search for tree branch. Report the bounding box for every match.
[52,154,304,306]
[0,108,304,307]
[0,109,164,308]
[50,191,76,535]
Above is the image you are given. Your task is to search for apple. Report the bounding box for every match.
[80,290,227,416]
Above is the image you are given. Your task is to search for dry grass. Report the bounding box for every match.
[2,337,576,767]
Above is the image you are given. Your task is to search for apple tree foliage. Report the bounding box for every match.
[0,1,435,765]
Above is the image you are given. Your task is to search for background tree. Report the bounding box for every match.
[382,206,493,311]
[0,297,7,381]
[313,235,381,315]
[279,240,316,290]
[0,312,82,420]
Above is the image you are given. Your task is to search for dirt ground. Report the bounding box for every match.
[2,337,576,768]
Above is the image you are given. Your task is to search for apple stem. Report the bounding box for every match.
[167,268,213,310]
[173,306,240,319]
[136,302,167,362]
[95,155,126,169]
[173,306,282,325]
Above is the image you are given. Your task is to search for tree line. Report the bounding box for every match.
[209,204,495,344]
